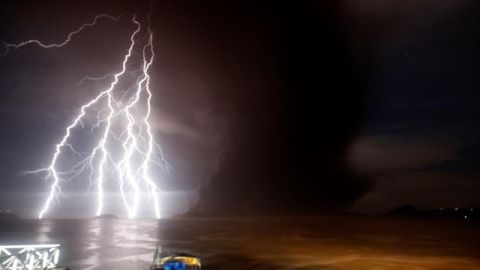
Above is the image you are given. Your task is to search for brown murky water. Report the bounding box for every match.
[0,217,479,269]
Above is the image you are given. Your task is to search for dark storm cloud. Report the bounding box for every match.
[171,1,373,214]
[344,0,480,211]
[348,136,459,174]
[1,0,479,217]
[2,0,375,215]
[352,172,480,213]
[347,136,478,212]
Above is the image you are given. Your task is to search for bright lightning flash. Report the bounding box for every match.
[7,11,169,219]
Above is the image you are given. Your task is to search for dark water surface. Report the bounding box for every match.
[0,217,479,269]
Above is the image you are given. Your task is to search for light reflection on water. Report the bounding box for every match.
[0,217,479,269]
[0,219,160,269]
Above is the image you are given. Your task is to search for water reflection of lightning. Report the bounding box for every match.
[7,10,169,219]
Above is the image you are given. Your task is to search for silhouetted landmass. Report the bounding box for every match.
[0,212,19,219]
[94,214,118,219]
[387,205,479,220]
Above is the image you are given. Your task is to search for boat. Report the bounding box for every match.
[150,247,201,270]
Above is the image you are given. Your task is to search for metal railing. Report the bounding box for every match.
[0,244,60,270]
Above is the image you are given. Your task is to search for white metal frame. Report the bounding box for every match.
[0,244,60,270]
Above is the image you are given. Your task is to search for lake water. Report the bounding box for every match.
[0,217,479,269]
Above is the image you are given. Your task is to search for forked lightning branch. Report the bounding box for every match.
[5,11,169,219]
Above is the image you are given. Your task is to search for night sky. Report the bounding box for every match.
[0,0,479,217]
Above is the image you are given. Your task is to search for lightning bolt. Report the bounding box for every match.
[8,9,169,219]
[4,14,120,54]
